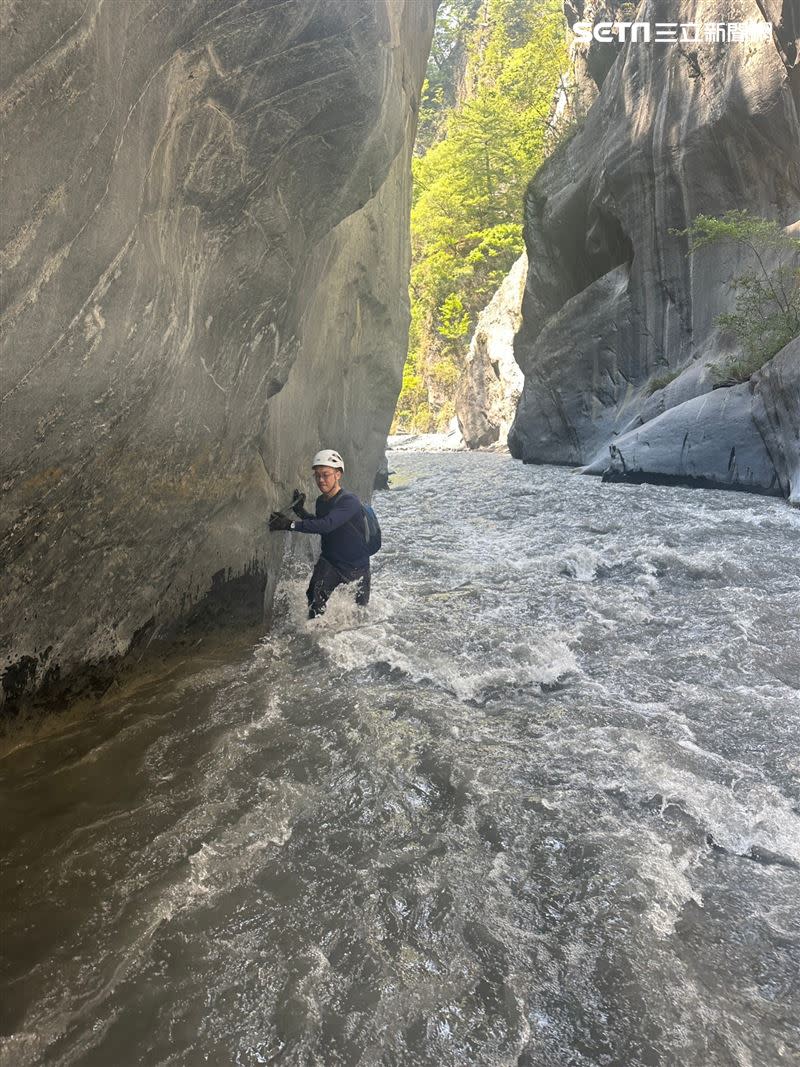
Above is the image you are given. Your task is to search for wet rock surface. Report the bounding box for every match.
[0,0,435,713]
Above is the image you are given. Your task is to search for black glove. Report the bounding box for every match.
[291,489,307,517]
[268,512,293,532]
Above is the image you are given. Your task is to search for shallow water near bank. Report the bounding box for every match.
[2,452,799,1066]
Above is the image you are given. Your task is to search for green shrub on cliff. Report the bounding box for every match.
[678,211,800,384]
[393,0,569,432]
[645,369,681,395]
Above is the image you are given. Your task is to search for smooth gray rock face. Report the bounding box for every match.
[455,253,526,450]
[508,263,638,464]
[508,0,800,495]
[752,337,800,504]
[600,383,784,495]
[0,0,435,713]
[598,336,800,498]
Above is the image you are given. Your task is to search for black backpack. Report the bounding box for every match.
[348,503,382,555]
[361,504,382,555]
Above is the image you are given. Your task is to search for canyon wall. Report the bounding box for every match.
[0,0,436,713]
[455,253,527,450]
[508,0,799,501]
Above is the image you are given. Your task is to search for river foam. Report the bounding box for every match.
[2,453,799,1067]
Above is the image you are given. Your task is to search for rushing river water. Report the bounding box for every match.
[2,452,800,1067]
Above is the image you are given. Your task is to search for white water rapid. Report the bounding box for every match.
[2,452,799,1066]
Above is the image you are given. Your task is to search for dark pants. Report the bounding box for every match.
[306,557,370,618]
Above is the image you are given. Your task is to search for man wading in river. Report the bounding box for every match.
[268,449,371,618]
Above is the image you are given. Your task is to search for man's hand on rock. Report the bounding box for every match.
[268,512,292,531]
[291,489,306,516]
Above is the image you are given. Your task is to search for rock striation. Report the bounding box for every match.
[600,379,785,495]
[508,0,800,499]
[456,253,527,450]
[597,334,800,499]
[0,0,436,714]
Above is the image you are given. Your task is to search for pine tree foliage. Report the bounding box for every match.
[416,0,485,152]
[395,0,569,432]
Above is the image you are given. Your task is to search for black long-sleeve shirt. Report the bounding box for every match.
[295,490,369,570]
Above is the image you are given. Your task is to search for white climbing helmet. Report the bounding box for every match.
[311,448,344,471]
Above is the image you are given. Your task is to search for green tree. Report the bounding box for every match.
[678,211,800,384]
[438,293,471,340]
[394,0,569,432]
[416,0,484,153]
